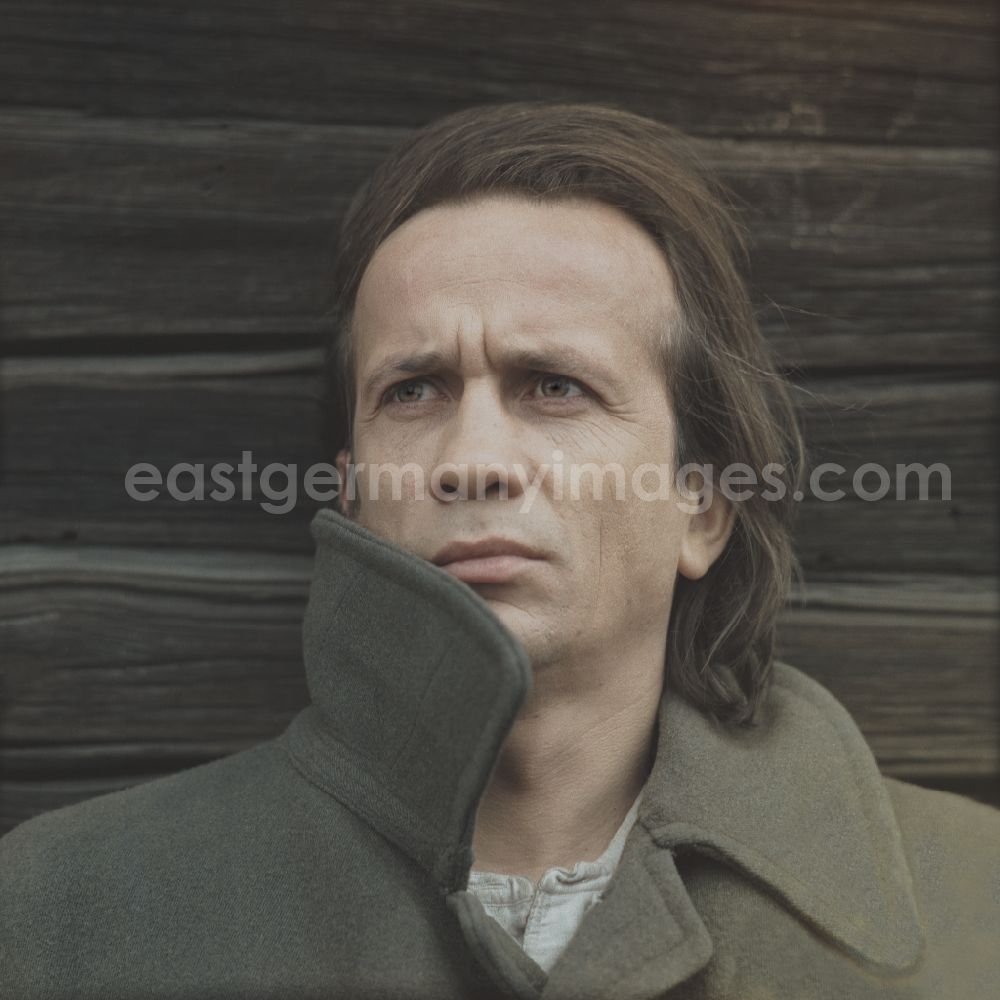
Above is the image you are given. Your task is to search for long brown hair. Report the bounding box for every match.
[320,101,806,727]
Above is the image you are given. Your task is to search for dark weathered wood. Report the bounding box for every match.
[778,578,999,776]
[0,350,325,553]
[725,0,994,30]
[2,742,259,778]
[1,112,996,370]
[0,544,311,747]
[0,113,377,341]
[784,572,1000,792]
[759,267,999,373]
[792,579,1000,779]
[792,374,999,574]
[793,498,998,576]
[787,571,1000,613]
[706,141,1000,370]
[1,552,995,832]
[0,0,994,146]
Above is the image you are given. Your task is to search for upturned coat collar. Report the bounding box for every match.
[284,507,925,986]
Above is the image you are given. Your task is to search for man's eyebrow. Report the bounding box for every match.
[505,345,626,393]
[361,343,627,400]
[361,350,449,401]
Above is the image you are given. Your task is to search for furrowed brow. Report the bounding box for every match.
[361,350,450,401]
[505,346,619,386]
[360,342,626,400]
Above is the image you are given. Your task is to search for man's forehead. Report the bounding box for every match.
[353,195,678,358]
[364,195,672,292]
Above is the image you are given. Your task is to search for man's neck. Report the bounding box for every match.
[469,654,663,883]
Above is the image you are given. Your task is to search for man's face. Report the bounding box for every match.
[339,193,719,672]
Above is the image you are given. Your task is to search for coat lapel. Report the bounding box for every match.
[539,825,716,999]
[289,507,925,998]
[637,662,926,973]
[287,506,533,891]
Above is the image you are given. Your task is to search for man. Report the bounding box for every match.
[2,102,998,999]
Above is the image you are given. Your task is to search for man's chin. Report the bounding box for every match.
[473,600,558,665]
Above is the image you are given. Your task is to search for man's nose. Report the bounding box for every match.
[433,384,525,502]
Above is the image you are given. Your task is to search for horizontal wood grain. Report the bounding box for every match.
[791,374,999,573]
[0,350,325,552]
[715,0,994,29]
[0,544,312,746]
[781,565,1000,803]
[1,112,996,369]
[777,606,999,776]
[0,0,994,146]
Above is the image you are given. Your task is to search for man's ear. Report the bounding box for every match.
[335,448,352,518]
[677,492,737,581]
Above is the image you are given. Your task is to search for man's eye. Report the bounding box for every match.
[386,378,438,404]
[533,374,585,400]
[384,374,584,407]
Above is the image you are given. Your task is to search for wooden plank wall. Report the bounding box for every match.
[1,0,997,832]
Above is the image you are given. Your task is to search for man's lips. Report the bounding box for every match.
[435,554,542,584]
[430,538,547,584]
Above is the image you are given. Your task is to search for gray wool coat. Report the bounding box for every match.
[2,506,999,999]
